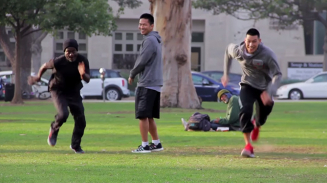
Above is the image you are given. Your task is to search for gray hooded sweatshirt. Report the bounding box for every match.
[224,42,282,96]
[130,31,163,88]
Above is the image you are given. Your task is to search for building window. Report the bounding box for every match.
[67,31,75,39]
[304,12,326,55]
[137,33,143,40]
[112,31,143,69]
[0,28,15,67]
[0,52,5,62]
[79,33,86,40]
[126,33,134,40]
[126,44,133,52]
[54,31,88,58]
[58,31,64,39]
[115,44,122,51]
[56,43,63,51]
[79,43,87,51]
[192,32,204,42]
[115,33,123,40]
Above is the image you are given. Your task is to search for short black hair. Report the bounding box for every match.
[246,28,260,38]
[140,13,154,25]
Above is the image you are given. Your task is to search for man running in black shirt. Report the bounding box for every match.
[28,39,90,153]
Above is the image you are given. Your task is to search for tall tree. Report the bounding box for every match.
[30,0,143,75]
[149,0,201,109]
[193,0,327,71]
[0,0,142,104]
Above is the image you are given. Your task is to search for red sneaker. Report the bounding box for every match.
[251,119,260,142]
[241,144,255,158]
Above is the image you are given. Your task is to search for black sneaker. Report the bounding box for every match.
[149,143,164,152]
[47,127,59,146]
[131,145,151,153]
[70,145,85,154]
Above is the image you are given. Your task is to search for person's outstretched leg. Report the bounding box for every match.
[148,91,163,151]
[68,93,86,154]
[48,91,69,147]
[239,84,259,158]
[132,87,152,153]
[251,96,274,142]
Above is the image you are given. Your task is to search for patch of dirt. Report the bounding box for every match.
[160,108,225,113]
[0,119,26,123]
[0,111,52,115]
[284,111,304,113]
[97,111,131,114]
[0,100,52,106]
[94,108,226,115]
[166,145,326,159]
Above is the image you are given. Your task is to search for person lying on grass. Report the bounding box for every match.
[181,89,242,131]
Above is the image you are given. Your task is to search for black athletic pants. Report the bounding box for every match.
[51,90,86,149]
[239,84,274,133]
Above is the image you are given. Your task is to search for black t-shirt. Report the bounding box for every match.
[45,54,90,93]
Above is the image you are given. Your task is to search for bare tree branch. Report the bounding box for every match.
[316,13,327,28]
[22,28,42,37]
[35,31,48,43]
[0,26,15,66]
[21,25,32,36]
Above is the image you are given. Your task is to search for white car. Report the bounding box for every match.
[1,69,130,101]
[276,71,327,100]
[80,69,130,100]
[0,70,49,98]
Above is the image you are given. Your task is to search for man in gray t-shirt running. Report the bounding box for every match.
[221,28,282,158]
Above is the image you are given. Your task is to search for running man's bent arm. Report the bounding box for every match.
[37,59,55,79]
[82,59,91,83]
[266,54,282,96]
[223,44,240,76]
[129,38,156,79]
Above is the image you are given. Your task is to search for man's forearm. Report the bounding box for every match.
[37,64,48,79]
[82,73,90,83]
[267,74,282,96]
[223,44,237,76]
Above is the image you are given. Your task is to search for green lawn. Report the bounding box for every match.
[0,101,326,183]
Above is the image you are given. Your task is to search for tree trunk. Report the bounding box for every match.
[11,29,23,104]
[149,0,201,109]
[31,31,48,74]
[323,30,327,71]
[20,30,33,99]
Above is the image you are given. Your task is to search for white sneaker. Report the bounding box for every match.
[131,145,151,153]
[181,118,189,131]
[241,149,255,158]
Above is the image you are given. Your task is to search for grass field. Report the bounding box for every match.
[0,100,326,183]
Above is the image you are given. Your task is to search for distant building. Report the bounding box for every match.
[1,0,324,80]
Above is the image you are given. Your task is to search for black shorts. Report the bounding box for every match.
[135,87,160,119]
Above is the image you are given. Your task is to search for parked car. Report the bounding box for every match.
[0,70,49,99]
[276,71,327,100]
[1,69,130,101]
[201,70,242,86]
[191,71,240,102]
[0,76,5,99]
[80,69,130,100]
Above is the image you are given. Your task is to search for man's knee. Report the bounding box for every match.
[239,105,253,121]
[74,114,86,126]
[56,110,69,123]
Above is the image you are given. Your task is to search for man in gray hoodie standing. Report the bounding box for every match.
[129,13,164,153]
[221,28,282,158]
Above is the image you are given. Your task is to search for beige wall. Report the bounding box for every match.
[39,0,323,78]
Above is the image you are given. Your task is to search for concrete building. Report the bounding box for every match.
[1,0,324,80]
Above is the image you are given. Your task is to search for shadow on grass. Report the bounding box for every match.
[0,147,326,161]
